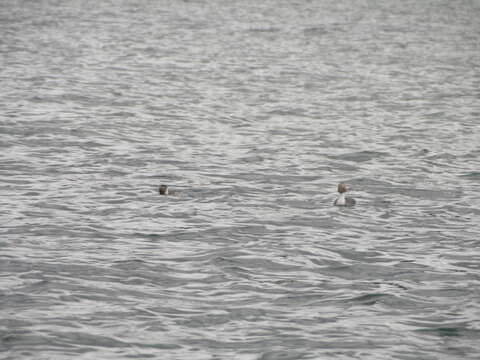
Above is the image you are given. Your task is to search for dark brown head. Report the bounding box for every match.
[337,183,348,194]
[159,184,168,195]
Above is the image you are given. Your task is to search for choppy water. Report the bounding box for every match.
[1,0,480,359]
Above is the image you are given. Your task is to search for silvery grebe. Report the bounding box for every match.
[334,183,356,206]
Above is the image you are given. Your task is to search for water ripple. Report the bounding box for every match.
[1,0,480,359]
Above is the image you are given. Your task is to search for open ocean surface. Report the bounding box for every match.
[1,0,480,359]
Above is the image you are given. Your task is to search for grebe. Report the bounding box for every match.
[159,184,174,195]
[334,183,356,207]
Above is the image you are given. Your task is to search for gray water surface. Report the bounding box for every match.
[1,0,480,359]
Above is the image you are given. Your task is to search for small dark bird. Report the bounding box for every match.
[159,184,170,195]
